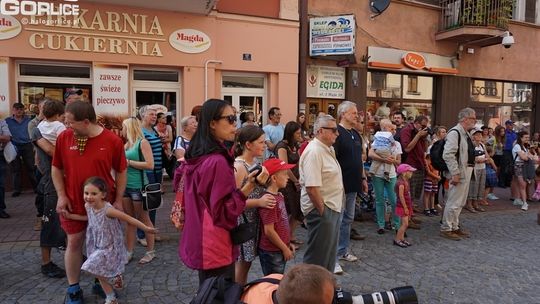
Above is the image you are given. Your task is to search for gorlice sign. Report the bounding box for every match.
[93,64,128,130]
[402,52,426,70]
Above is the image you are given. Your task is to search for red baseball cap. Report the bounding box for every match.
[262,159,296,176]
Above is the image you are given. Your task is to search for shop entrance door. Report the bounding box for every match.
[222,91,264,127]
[134,90,178,115]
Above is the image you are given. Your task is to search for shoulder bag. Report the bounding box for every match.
[138,140,162,211]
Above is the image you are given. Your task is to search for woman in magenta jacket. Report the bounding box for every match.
[180,99,267,284]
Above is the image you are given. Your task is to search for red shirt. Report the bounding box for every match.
[258,192,290,252]
[52,128,127,216]
[399,123,427,170]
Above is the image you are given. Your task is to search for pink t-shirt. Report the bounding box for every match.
[258,192,290,252]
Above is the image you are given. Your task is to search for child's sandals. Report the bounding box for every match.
[108,275,124,290]
[393,240,408,248]
[138,250,155,264]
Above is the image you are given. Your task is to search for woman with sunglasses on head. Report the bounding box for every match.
[179,99,269,285]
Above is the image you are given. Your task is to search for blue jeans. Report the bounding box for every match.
[258,249,286,276]
[137,170,162,239]
[372,176,400,229]
[337,192,357,257]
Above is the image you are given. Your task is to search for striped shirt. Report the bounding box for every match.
[143,127,163,172]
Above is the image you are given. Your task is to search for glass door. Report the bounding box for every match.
[223,93,264,127]
[222,73,266,126]
[135,90,177,115]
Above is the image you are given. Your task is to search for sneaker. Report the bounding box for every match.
[41,262,66,278]
[521,202,529,211]
[350,229,366,240]
[377,228,385,234]
[65,286,84,304]
[513,198,524,206]
[440,230,461,241]
[333,263,343,275]
[339,253,358,262]
[34,217,42,231]
[423,210,433,217]
[105,299,118,304]
[487,193,499,200]
[430,208,439,216]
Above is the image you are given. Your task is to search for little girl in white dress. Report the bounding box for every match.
[65,176,158,304]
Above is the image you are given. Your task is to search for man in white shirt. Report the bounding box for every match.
[263,107,285,159]
[300,115,344,272]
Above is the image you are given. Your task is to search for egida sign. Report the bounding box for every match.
[1,0,80,16]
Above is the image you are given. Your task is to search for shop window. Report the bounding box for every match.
[18,82,91,115]
[133,69,179,82]
[135,91,176,114]
[19,64,90,79]
[471,79,503,103]
[365,100,432,135]
[367,72,401,98]
[403,75,433,100]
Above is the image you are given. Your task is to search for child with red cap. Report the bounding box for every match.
[394,164,416,248]
[258,158,296,275]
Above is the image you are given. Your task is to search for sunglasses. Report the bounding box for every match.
[321,126,338,133]
[218,114,237,125]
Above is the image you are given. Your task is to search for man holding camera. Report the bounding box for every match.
[399,115,429,222]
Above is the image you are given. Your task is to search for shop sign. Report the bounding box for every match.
[93,64,129,129]
[1,0,80,16]
[0,14,21,40]
[25,9,164,57]
[309,15,355,56]
[306,65,346,99]
[402,52,426,70]
[0,58,9,117]
[169,28,211,54]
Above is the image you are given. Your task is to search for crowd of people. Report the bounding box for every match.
[0,97,537,303]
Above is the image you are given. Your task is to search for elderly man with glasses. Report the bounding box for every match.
[299,114,343,272]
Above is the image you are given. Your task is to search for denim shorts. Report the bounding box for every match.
[258,249,286,276]
[123,188,143,201]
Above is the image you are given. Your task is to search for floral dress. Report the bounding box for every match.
[235,159,265,262]
[81,203,127,278]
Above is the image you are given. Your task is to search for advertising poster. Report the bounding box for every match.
[306,65,346,99]
[0,58,10,118]
[309,15,355,56]
[93,64,129,132]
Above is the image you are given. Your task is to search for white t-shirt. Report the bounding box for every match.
[37,120,66,145]
[474,144,486,169]
[371,141,402,178]
[512,144,528,164]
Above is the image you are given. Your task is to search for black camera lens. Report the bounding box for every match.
[352,286,418,304]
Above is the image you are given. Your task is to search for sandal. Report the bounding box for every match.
[393,240,408,248]
[464,206,477,213]
[402,240,412,246]
[474,206,486,212]
[139,250,155,264]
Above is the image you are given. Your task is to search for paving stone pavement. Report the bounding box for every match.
[1,185,540,303]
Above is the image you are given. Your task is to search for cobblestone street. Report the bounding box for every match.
[1,185,539,304]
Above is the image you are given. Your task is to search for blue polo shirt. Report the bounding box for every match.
[504,129,517,151]
[6,116,31,145]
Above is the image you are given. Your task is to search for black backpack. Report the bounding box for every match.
[190,275,281,304]
[430,129,460,172]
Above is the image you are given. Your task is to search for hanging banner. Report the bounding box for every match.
[309,15,355,56]
[93,63,129,132]
[306,65,346,99]
[0,58,10,118]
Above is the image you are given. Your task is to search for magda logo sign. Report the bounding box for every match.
[169,29,211,54]
[0,14,21,40]
[402,52,426,70]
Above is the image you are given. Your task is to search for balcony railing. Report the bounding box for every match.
[439,0,513,31]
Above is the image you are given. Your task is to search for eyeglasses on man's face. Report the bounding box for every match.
[321,126,338,133]
[218,114,237,125]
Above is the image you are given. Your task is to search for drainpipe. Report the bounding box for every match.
[298,0,308,112]
[204,59,222,101]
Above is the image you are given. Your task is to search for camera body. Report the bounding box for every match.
[248,163,263,176]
